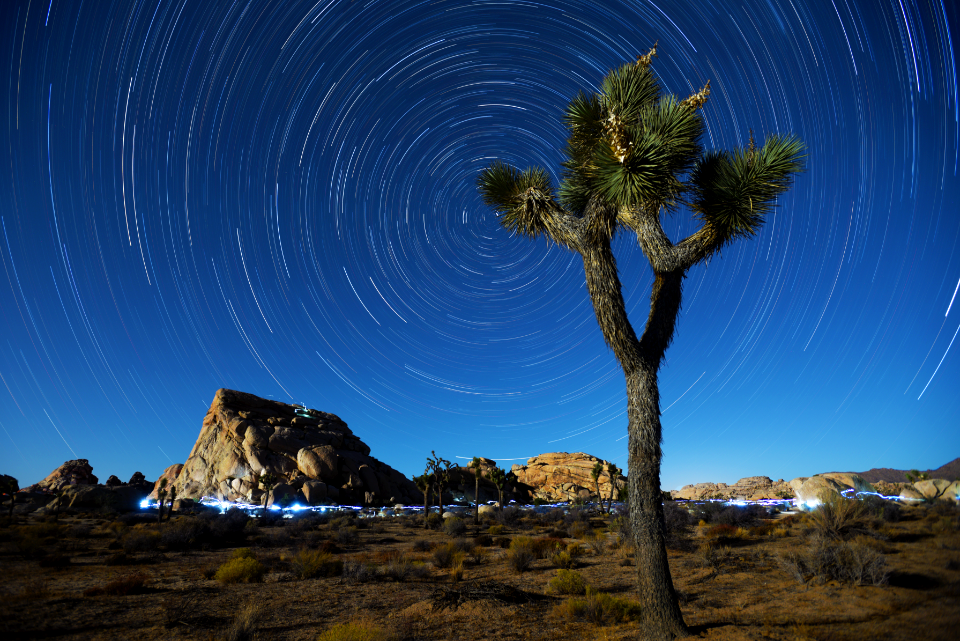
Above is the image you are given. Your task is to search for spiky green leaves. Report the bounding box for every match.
[689,134,806,243]
[599,61,660,126]
[477,162,565,241]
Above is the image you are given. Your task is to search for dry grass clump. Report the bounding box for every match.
[778,535,888,586]
[215,549,266,584]
[121,527,160,553]
[506,537,535,573]
[702,523,748,542]
[221,599,265,641]
[546,569,588,595]
[288,547,342,579]
[442,516,466,537]
[83,572,149,596]
[806,492,867,539]
[317,620,390,641]
[487,524,505,535]
[552,588,643,625]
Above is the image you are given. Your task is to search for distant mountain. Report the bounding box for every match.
[832,458,960,483]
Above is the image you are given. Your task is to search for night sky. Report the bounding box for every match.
[2,0,957,492]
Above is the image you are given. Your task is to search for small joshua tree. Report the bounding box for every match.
[167,483,178,521]
[487,466,507,513]
[606,463,622,513]
[414,473,432,528]
[257,472,278,523]
[591,461,605,513]
[156,478,168,525]
[426,451,454,516]
[469,457,483,526]
[905,469,929,483]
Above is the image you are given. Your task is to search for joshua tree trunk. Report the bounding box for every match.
[582,242,687,639]
[474,474,480,526]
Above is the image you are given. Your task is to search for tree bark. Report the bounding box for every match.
[581,240,688,639]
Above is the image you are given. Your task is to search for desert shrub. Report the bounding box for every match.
[552,588,643,625]
[379,552,411,582]
[468,544,488,565]
[546,569,588,595]
[584,532,605,555]
[341,560,376,583]
[83,573,149,596]
[530,536,565,559]
[411,538,433,552]
[563,508,589,525]
[702,523,746,542]
[425,513,443,530]
[488,524,505,536]
[474,533,492,547]
[215,556,266,584]
[336,526,359,545]
[716,504,768,526]
[122,528,160,553]
[443,516,466,537]
[432,541,459,568]
[567,521,590,539]
[160,517,213,551]
[497,506,522,527]
[450,537,474,553]
[221,600,264,641]
[778,536,888,586]
[119,512,154,526]
[808,493,867,540]
[290,547,341,579]
[450,554,465,583]
[507,537,535,573]
[551,550,578,569]
[663,502,693,547]
[68,523,93,539]
[695,542,732,573]
[317,620,389,641]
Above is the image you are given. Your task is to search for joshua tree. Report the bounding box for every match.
[257,472,277,523]
[477,44,804,638]
[905,469,929,483]
[487,466,506,512]
[469,457,483,525]
[606,463,622,514]
[591,461,605,513]
[414,473,432,527]
[167,483,178,521]
[156,478,169,525]
[426,451,454,516]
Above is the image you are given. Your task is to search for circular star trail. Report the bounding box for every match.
[1,0,958,489]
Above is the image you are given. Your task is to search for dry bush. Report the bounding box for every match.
[695,542,732,574]
[215,556,266,584]
[468,544,489,565]
[443,517,466,537]
[450,554,465,583]
[488,525,505,536]
[411,538,433,552]
[83,572,149,596]
[336,525,359,545]
[530,536,565,559]
[121,528,160,553]
[546,569,588,595]
[506,537,535,573]
[289,547,341,579]
[567,521,590,539]
[551,550,578,570]
[778,536,889,586]
[807,492,867,539]
[222,600,265,641]
[379,552,412,582]
[341,560,377,583]
[317,620,390,641]
[431,541,458,568]
[703,523,748,542]
[584,532,606,555]
[552,588,643,625]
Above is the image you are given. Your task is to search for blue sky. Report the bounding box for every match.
[1,0,957,492]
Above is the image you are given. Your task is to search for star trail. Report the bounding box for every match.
[1,0,957,491]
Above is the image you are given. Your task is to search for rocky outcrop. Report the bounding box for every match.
[24,459,99,491]
[169,388,418,506]
[510,452,625,503]
[672,476,794,501]
[148,464,185,500]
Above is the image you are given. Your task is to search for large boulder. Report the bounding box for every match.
[793,474,875,506]
[172,388,418,506]
[25,459,99,491]
[148,464,185,500]
[912,479,960,502]
[59,484,147,512]
[510,452,626,503]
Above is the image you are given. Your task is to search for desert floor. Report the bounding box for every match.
[0,499,958,641]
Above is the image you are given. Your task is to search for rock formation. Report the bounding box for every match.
[170,388,418,506]
[23,459,99,492]
[148,464,184,500]
[671,476,794,501]
[510,452,625,503]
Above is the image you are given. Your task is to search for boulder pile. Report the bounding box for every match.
[169,388,418,506]
[510,452,625,503]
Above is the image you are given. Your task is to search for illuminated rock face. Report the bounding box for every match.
[510,452,626,503]
[672,476,794,501]
[171,388,418,506]
[26,459,99,491]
